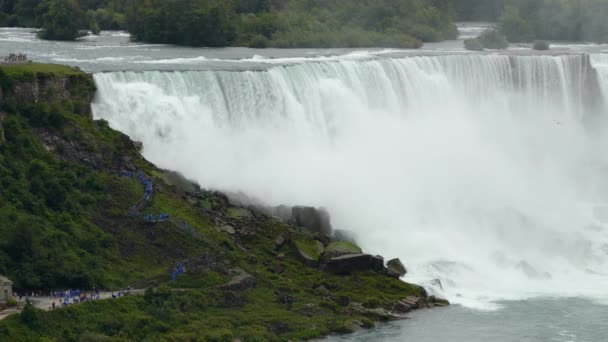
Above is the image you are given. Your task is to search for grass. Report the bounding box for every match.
[0,62,82,76]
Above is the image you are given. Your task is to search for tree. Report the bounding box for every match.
[36,0,85,41]
[499,5,535,42]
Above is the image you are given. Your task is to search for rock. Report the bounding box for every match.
[295,248,316,266]
[227,208,254,220]
[323,241,362,260]
[371,255,385,272]
[332,229,358,245]
[351,304,396,321]
[428,295,450,307]
[220,225,236,235]
[315,285,330,296]
[273,205,293,222]
[293,240,325,266]
[401,296,424,309]
[291,206,332,236]
[327,254,381,274]
[393,300,414,313]
[220,268,256,291]
[386,258,407,278]
[274,235,287,248]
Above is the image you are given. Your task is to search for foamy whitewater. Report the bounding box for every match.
[92,53,608,310]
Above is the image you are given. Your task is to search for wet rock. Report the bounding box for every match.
[393,300,414,313]
[427,295,450,307]
[386,258,407,278]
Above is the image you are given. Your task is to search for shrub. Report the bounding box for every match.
[533,40,550,51]
[248,34,269,48]
[464,38,484,51]
[498,5,535,42]
[6,298,17,307]
[478,29,509,50]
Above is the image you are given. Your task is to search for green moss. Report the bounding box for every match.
[294,239,325,261]
[325,241,362,255]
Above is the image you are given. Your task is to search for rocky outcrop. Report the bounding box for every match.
[392,295,450,313]
[386,258,407,278]
[291,206,332,236]
[327,254,385,274]
[262,205,333,236]
[12,73,95,116]
[322,242,362,260]
[219,268,256,291]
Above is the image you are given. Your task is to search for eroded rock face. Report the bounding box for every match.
[386,258,407,278]
[292,206,332,236]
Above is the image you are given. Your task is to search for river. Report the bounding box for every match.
[2,26,608,341]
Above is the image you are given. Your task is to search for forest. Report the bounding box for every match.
[1,0,606,46]
[2,0,457,47]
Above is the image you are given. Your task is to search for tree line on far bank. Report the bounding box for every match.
[457,0,608,44]
[0,0,456,47]
[0,0,606,47]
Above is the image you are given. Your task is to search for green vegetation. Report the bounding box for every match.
[0,0,457,47]
[35,0,86,40]
[464,29,508,50]
[125,0,457,48]
[456,0,608,44]
[533,40,550,51]
[0,63,424,340]
[464,38,484,51]
[325,242,362,256]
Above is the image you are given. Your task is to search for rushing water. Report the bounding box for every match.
[3,27,608,341]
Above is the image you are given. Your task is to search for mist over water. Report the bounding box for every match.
[93,53,608,309]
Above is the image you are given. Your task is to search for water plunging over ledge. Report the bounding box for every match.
[92,53,608,309]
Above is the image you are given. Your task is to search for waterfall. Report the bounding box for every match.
[93,53,608,309]
[592,53,608,100]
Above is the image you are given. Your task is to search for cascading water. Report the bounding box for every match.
[592,53,608,99]
[93,53,608,309]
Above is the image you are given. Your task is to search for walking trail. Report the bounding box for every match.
[0,289,144,321]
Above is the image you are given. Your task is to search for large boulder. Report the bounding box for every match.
[293,239,325,266]
[386,258,407,278]
[291,206,332,236]
[327,254,383,274]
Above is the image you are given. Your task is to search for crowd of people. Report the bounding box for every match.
[1,53,28,64]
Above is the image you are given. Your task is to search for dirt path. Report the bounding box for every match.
[0,289,145,321]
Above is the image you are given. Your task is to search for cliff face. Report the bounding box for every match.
[0,63,95,116]
[13,73,95,112]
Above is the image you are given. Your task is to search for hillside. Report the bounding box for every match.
[0,63,447,341]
